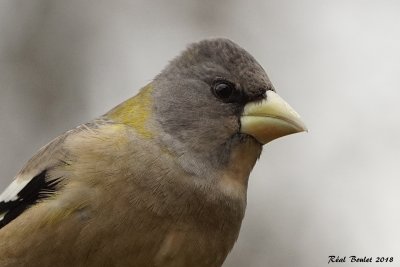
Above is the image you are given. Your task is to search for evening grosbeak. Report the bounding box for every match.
[0,38,306,267]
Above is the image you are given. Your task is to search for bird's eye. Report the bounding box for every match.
[212,79,237,102]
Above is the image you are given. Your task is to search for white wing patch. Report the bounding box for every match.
[0,178,31,202]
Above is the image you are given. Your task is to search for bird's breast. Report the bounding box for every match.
[153,226,236,267]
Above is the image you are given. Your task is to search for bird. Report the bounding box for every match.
[0,38,306,267]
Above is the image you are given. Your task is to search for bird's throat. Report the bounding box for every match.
[217,138,261,199]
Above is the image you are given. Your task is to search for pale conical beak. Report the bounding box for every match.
[240,90,307,144]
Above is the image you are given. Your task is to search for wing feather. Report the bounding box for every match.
[0,119,110,229]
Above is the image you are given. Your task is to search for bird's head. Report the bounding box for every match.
[150,39,306,177]
[108,38,306,185]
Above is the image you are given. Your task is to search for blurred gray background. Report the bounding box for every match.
[1,0,399,266]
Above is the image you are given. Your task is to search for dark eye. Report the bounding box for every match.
[212,79,238,102]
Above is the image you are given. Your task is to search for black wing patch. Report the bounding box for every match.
[0,170,61,229]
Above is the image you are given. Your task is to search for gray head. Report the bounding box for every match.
[152,38,306,176]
